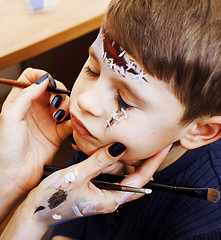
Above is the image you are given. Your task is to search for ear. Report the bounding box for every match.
[180,116,221,149]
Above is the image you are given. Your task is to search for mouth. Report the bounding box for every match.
[71,114,94,139]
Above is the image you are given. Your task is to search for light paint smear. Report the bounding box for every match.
[72,205,83,217]
[64,168,79,183]
[52,213,62,220]
[79,200,100,215]
[64,172,76,183]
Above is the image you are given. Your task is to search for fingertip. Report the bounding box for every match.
[35,73,49,85]
[49,76,56,88]
[108,143,126,157]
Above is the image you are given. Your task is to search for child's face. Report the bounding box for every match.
[69,30,188,166]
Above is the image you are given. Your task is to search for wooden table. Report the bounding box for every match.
[0,0,110,70]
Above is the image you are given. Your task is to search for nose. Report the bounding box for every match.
[77,88,105,117]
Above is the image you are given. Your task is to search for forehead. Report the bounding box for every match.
[90,29,182,111]
[95,28,148,85]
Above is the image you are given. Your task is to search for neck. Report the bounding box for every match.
[157,143,188,172]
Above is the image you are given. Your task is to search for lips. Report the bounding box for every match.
[71,114,94,138]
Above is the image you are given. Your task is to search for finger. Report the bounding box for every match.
[2,77,49,122]
[52,96,70,123]
[115,145,172,204]
[101,161,125,175]
[5,68,49,103]
[57,119,73,141]
[121,145,172,187]
[47,81,70,123]
[76,142,126,182]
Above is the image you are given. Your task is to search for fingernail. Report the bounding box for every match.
[108,142,126,157]
[169,142,176,152]
[54,109,65,121]
[35,73,49,85]
[52,95,63,108]
[49,76,56,88]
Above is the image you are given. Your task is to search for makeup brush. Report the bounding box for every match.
[0,78,71,96]
[94,174,220,203]
[91,180,152,194]
[44,165,220,203]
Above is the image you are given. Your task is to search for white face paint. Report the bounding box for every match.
[69,26,187,166]
[72,200,100,217]
[72,205,83,217]
[106,108,129,130]
[74,168,78,176]
[64,172,76,183]
[52,213,62,220]
[99,28,148,85]
[64,168,78,183]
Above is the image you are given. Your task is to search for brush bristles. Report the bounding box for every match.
[208,188,220,203]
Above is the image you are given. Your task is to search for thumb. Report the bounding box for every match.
[121,145,171,187]
[2,77,49,121]
[77,143,126,182]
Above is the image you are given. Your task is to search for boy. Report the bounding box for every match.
[51,0,221,239]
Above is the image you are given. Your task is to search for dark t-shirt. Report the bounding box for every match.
[51,139,221,239]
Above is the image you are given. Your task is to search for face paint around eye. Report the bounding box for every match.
[106,108,129,130]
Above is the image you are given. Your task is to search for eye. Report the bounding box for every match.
[84,66,100,78]
[116,91,133,111]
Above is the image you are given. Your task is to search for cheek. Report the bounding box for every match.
[108,120,156,160]
[109,117,181,161]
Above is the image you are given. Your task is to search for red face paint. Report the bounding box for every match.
[102,29,148,83]
[102,29,137,75]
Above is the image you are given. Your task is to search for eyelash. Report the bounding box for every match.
[84,66,100,78]
[116,91,133,111]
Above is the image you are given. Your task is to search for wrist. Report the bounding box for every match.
[0,192,48,240]
[0,173,27,223]
[0,169,27,197]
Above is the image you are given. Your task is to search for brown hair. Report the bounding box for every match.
[104,0,221,123]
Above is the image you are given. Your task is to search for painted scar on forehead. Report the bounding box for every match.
[101,29,148,84]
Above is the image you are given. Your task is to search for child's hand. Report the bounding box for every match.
[0,68,72,195]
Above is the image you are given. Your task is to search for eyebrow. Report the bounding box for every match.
[88,46,146,105]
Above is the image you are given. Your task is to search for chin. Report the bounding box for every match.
[122,159,145,167]
[75,141,98,156]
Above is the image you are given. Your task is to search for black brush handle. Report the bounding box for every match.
[46,86,71,96]
[43,165,214,201]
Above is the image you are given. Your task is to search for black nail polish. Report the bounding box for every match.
[108,142,126,157]
[49,76,56,88]
[52,95,63,108]
[169,142,176,152]
[35,73,49,85]
[54,109,65,122]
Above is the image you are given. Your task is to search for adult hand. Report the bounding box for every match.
[1,142,171,240]
[0,68,72,222]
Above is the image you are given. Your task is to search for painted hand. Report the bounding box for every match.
[26,143,170,225]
